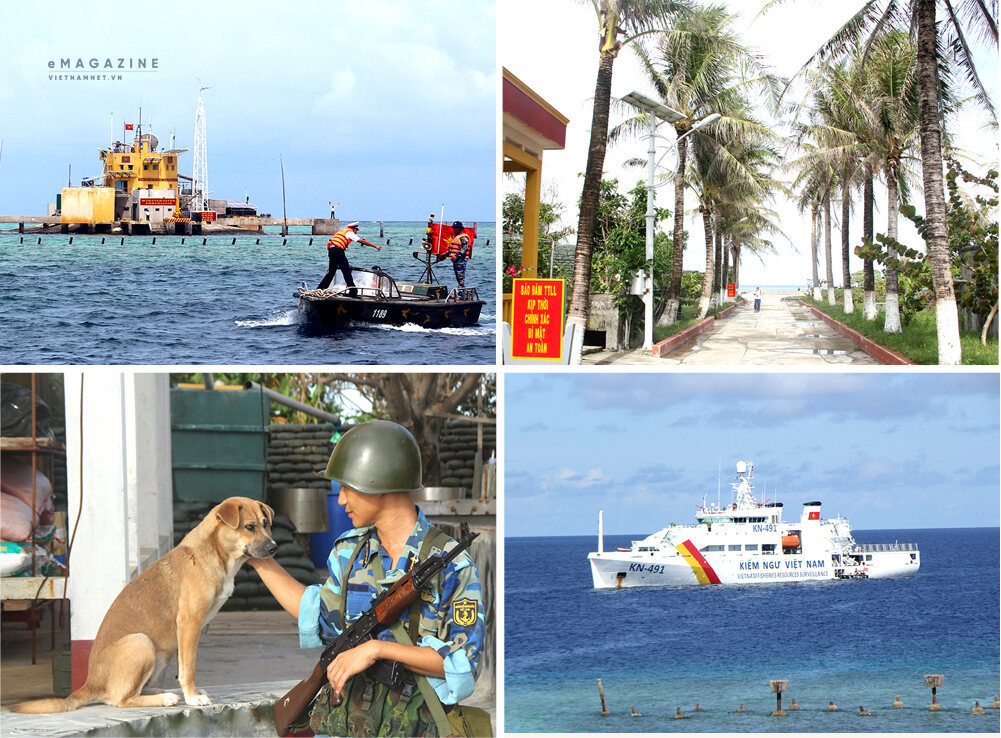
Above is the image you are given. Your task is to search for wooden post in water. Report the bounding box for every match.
[925,674,943,711]
[597,679,610,716]
[770,679,788,716]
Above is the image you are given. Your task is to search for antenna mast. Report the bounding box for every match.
[193,83,211,211]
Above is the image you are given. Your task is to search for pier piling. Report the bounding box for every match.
[203,238,207,245]
[924,674,944,711]
[309,238,313,245]
[379,221,384,237]
[69,237,73,244]
[596,679,610,716]
[232,238,236,245]
[283,238,287,245]
[152,237,156,245]
[769,680,788,716]
[37,237,41,244]
[182,238,186,244]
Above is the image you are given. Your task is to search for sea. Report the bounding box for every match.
[504,528,1000,733]
[0,221,496,365]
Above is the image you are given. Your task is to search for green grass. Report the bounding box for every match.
[652,301,738,344]
[802,298,998,365]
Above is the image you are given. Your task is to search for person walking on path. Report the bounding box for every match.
[318,222,382,293]
[753,287,762,313]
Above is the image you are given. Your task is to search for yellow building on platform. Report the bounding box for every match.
[99,133,185,195]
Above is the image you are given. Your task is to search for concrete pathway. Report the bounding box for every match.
[583,295,878,366]
[662,296,878,365]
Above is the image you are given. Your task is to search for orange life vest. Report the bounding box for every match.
[448,232,471,259]
[327,228,352,250]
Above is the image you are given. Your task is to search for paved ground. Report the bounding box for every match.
[2,608,495,736]
[584,295,878,366]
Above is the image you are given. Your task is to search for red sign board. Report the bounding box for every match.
[197,211,217,222]
[140,198,177,207]
[727,282,736,298]
[511,278,564,360]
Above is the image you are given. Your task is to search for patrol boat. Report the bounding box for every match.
[588,461,920,588]
[294,267,484,329]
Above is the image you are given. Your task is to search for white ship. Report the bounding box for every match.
[588,461,920,588]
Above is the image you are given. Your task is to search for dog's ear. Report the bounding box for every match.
[259,502,275,526]
[215,499,242,529]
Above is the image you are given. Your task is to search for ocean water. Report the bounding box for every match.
[0,221,495,365]
[505,528,1000,733]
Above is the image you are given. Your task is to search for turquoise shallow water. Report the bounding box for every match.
[0,221,495,365]
[505,528,1000,733]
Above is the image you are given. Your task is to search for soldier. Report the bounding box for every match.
[250,420,484,736]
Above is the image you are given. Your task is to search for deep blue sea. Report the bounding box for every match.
[0,221,495,365]
[505,528,1000,733]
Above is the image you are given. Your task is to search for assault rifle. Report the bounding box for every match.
[272,523,479,736]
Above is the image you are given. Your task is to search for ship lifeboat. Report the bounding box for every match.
[782,534,801,548]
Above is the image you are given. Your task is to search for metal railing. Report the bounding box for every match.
[852,542,919,552]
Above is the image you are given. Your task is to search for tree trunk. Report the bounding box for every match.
[810,203,821,301]
[732,242,741,293]
[721,235,731,305]
[863,162,877,319]
[567,48,617,364]
[697,205,714,318]
[711,223,723,308]
[662,135,689,325]
[841,170,854,313]
[916,0,961,363]
[883,162,902,332]
[824,193,835,305]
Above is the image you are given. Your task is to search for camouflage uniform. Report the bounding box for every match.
[298,508,484,737]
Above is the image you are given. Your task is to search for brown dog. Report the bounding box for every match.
[14,497,277,713]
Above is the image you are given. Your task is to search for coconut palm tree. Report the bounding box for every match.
[764,0,998,362]
[687,111,782,318]
[566,0,691,365]
[633,3,782,324]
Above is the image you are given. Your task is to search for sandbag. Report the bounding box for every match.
[1,493,33,541]
[0,458,55,525]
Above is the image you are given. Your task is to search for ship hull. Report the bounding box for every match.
[588,547,919,588]
[298,295,483,329]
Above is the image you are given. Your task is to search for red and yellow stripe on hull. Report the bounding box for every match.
[676,539,721,584]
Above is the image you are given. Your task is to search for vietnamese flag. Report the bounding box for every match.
[808,511,820,520]
[125,123,134,130]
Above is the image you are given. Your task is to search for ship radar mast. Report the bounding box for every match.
[732,460,756,508]
[192,83,211,212]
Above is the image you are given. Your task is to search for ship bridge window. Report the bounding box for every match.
[700,545,725,552]
[865,555,872,561]
[749,517,765,523]
[761,544,776,554]
[637,546,659,552]
[734,517,746,523]
[744,544,758,551]
[728,544,741,551]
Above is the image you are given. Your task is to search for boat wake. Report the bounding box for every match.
[235,309,300,328]
[365,322,493,337]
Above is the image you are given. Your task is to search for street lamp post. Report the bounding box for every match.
[622,91,719,350]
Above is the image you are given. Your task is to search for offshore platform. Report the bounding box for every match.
[2,93,338,236]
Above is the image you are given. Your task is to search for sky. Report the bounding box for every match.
[504,372,1001,536]
[500,0,999,287]
[0,0,496,222]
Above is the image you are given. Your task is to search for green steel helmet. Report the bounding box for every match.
[319,420,423,495]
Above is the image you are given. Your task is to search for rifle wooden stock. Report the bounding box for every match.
[375,577,416,623]
[274,660,328,736]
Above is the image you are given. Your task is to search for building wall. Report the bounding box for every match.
[60,187,115,224]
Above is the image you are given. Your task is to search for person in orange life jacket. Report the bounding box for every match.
[317,222,382,294]
[447,221,470,288]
